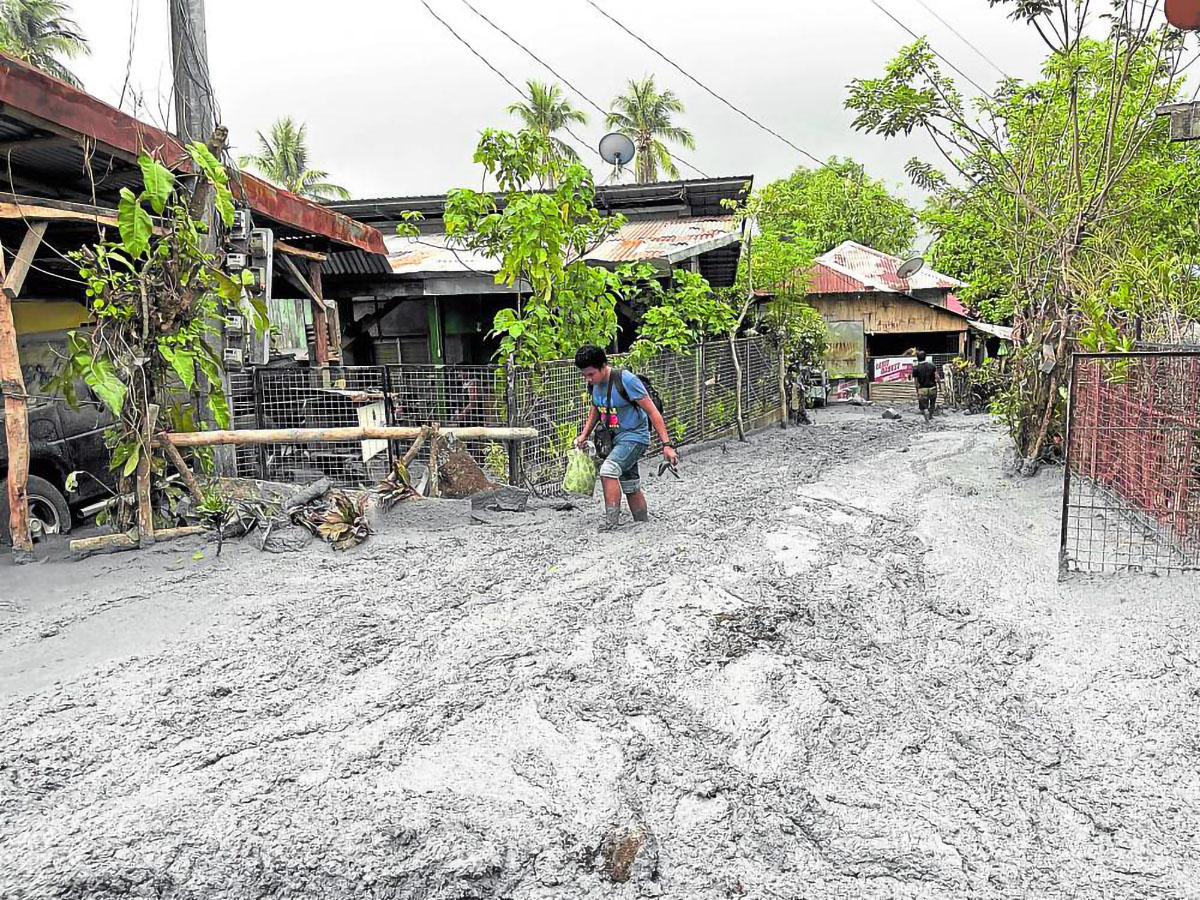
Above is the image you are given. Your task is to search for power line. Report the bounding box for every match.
[581,0,828,169]
[864,0,994,97]
[911,0,1010,79]
[418,0,605,170]
[454,0,708,178]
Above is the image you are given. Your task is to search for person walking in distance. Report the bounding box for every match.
[912,350,940,423]
[574,345,678,530]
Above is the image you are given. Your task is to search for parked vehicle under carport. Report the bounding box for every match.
[1,396,116,542]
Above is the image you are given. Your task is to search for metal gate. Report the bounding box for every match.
[1060,351,1200,574]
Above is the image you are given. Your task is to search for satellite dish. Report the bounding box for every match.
[599,132,635,167]
[897,256,925,280]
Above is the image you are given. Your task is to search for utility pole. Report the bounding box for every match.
[169,0,215,144]
[169,0,237,475]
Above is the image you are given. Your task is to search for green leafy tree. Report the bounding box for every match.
[56,143,265,529]
[0,0,88,87]
[606,75,695,183]
[847,1,1195,462]
[412,129,624,365]
[238,117,351,201]
[507,80,588,187]
[754,158,916,257]
[624,268,737,366]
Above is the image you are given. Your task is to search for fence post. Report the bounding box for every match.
[778,341,787,428]
[699,342,708,441]
[379,365,395,472]
[506,356,522,486]
[1058,353,1077,578]
[252,367,267,480]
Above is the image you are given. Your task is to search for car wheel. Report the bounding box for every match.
[0,475,73,543]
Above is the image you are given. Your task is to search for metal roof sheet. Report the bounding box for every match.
[385,215,740,276]
[817,241,963,293]
[0,54,386,255]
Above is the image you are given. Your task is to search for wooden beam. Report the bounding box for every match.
[277,253,325,308]
[275,240,327,262]
[70,525,207,556]
[161,425,539,447]
[3,220,48,300]
[0,200,119,228]
[0,240,33,561]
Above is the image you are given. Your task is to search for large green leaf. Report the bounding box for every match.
[159,343,197,391]
[214,183,235,228]
[117,187,153,259]
[138,154,175,215]
[86,358,128,416]
[197,353,230,428]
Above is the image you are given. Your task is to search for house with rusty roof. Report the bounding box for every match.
[0,53,386,375]
[323,177,750,366]
[799,241,1011,400]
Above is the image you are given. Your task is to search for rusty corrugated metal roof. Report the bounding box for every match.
[0,54,386,256]
[807,262,869,294]
[817,241,962,293]
[385,216,739,276]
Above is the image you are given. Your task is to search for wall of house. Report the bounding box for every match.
[808,292,968,336]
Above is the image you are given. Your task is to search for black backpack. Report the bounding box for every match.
[609,367,664,417]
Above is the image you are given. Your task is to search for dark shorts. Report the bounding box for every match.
[918,386,938,410]
[598,441,647,494]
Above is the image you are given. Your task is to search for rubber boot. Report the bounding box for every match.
[599,504,622,532]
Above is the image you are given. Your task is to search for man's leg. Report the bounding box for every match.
[626,489,648,522]
[600,474,622,528]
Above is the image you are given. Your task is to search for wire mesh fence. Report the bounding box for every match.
[1061,351,1200,575]
[227,336,785,494]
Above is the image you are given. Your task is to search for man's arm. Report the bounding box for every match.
[575,406,599,449]
[638,397,678,464]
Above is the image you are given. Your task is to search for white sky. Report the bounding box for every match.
[67,1,1063,204]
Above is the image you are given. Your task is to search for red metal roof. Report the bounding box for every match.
[807,261,870,294]
[0,54,385,255]
[817,241,962,293]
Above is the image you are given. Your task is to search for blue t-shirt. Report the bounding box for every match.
[592,369,650,445]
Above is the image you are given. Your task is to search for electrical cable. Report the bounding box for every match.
[864,0,994,97]
[455,0,708,178]
[911,0,1011,79]
[582,0,828,169]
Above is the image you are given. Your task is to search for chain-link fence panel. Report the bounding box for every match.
[1062,351,1200,574]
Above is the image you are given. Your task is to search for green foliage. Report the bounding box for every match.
[0,0,88,86]
[54,148,265,527]
[753,158,916,257]
[484,442,509,483]
[435,129,626,366]
[846,6,1195,460]
[237,117,351,201]
[762,300,827,367]
[606,75,695,183]
[625,268,737,366]
[507,80,588,185]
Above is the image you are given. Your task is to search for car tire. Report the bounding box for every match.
[0,475,73,543]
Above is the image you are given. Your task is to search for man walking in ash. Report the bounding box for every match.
[913,350,940,423]
[574,345,679,530]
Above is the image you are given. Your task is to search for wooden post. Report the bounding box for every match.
[428,423,441,498]
[162,439,204,503]
[778,342,788,429]
[505,357,521,486]
[309,261,339,362]
[137,404,160,548]
[0,237,34,562]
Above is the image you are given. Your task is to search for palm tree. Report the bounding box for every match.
[605,75,695,184]
[507,80,588,187]
[0,0,89,88]
[238,117,351,202]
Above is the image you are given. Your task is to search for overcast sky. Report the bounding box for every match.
[68,1,1064,205]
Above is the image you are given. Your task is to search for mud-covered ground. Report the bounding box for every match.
[1,408,1197,899]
